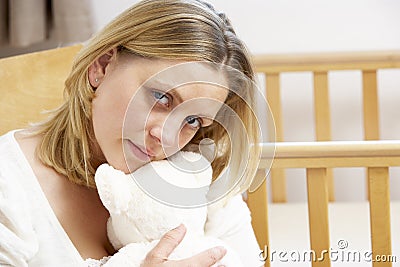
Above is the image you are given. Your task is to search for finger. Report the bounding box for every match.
[177,246,227,267]
[145,224,187,263]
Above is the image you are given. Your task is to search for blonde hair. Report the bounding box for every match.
[35,0,261,193]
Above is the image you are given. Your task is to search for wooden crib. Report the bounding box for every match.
[248,51,400,267]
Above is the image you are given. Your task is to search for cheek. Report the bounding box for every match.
[92,94,129,134]
[92,78,140,135]
[124,99,151,135]
[90,82,135,170]
[177,127,197,149]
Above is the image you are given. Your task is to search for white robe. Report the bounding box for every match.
[0,130,84,267]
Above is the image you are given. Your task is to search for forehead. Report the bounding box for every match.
[148,62,229,102]
[119,54,229,98]
[160,81,229,104]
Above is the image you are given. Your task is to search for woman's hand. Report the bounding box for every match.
[141,224,227,267]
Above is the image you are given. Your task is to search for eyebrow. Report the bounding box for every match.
[150,79,175,91]
[151,79,218,119]
[172,91,217,120]
[150,80,184,103]
[169,90,183,104]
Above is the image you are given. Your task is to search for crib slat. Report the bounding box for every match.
[247,170,269,267]
[265,73,283,142]
[268,168,286,203]
[368,167,392,267]
[363,70,380,200]
[306,168,331,267]
[313,72,331,141]
[362,70,379,140]
[266,73,286,203]
[313,71,335,202]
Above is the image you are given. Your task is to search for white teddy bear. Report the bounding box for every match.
[94,151,244,267]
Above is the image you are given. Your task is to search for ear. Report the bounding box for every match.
[88,48,118,88]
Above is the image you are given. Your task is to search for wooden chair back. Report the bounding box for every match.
[0,45,82,135]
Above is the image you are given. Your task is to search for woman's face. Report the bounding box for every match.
[90,51,228,173]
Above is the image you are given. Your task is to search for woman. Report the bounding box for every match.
[0,0,263,266]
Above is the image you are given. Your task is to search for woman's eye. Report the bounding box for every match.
[185,116,202,129]
[153,91,170,106]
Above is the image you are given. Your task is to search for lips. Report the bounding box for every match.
[137,144,156,157]
[125,140,153,162]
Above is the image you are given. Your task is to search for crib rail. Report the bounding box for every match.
[247,140,400,267]
[253,50,400,72]
[253,50,400,203]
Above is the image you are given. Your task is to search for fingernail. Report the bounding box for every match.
[173,223,185,232]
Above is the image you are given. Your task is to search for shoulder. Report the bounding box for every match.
[0,130,33,203]
[205,193,251,234]
[207,193,250,216]
[0,130,32,176]
[0,130,39,217]
[0,131,23,177]
[0,130,17,155]
[0,129,35,160]
[0,131,39,265]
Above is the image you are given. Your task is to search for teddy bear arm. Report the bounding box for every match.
[95,164,135,213]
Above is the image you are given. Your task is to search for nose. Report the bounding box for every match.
[148,115,181,149]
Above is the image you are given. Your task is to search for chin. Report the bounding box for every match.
[122,158,148,174]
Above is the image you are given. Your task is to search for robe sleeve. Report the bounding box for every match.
[205,194,264,267]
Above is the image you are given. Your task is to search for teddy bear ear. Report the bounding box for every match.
[94,164,132,213]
